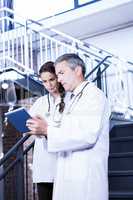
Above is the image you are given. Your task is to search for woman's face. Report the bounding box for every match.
[40,71,59,95]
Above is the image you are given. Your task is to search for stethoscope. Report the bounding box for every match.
[46,81,90,121]
[66,81,90,114]
[46,93,62,123]
[47,94,51,113]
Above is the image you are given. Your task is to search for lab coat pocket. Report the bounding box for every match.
[64,150,89,181]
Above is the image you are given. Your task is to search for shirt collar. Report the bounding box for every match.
[72,80,89,96]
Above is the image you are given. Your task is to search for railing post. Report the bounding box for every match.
[97,67,102,89]
[15,145,25,200]
[0,166,4,200]
[24,21,29,68]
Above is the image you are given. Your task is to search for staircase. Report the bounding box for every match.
[109,117,133,200]
[0,6,133,200]
[0,7,133,112]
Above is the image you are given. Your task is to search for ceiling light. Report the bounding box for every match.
[1,82,9,89]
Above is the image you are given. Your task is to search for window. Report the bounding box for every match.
[75,0,100,7]
[14,0,100,20]
[14,0,74,20]
[78,0,94,5]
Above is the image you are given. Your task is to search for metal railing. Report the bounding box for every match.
[0,134,37,200]
[0,7,133,114]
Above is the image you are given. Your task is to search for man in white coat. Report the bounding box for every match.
[27,53,110,200]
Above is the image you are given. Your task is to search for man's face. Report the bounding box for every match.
[55,61,77,91]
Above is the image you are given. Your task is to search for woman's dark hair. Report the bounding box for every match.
[39,61,65,113]
[39,61,56,75]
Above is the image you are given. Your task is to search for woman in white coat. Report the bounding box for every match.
[27,54,110,200]
[29,61,68,200]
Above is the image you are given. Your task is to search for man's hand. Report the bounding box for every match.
[26,115,48,136]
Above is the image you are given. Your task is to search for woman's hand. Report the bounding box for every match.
[26,115,48,136]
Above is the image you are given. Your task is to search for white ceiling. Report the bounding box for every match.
[42,0,133,41]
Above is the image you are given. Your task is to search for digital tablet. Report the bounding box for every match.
[5,107,32,133]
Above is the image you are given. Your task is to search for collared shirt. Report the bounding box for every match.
[66,80,90,114]
[72,80,89,97]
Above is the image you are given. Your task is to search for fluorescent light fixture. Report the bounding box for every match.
[0,70,24,82]
[1,82,9,89]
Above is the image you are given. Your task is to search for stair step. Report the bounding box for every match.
[109,119,133,199]
[109,170,133,176]
[110,123,133,138]
[109,176,133,192]
[110,136,133,142]
[109,152,133,171]
[109,191,133,199]
[110,152,133,158]
[110,137,133,153]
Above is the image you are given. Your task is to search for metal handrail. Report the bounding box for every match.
[85,55,112,80]
[0,135,34,180]
[26,18,114,61]
[0,133,35,200]
[0,7,114,62]
[0,134,30,166]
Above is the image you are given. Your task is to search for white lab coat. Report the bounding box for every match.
[47,81,110,200]
[29,94,63,183]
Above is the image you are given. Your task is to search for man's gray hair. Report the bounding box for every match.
[55,53,86,76]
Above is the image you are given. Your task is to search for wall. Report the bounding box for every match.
[84,26,133,63]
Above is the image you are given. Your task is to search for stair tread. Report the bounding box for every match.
[110,136,133,142]
[109,170,133,176]
[109,152,133,158]
[112,121,133,127]
[110,191,133,197]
